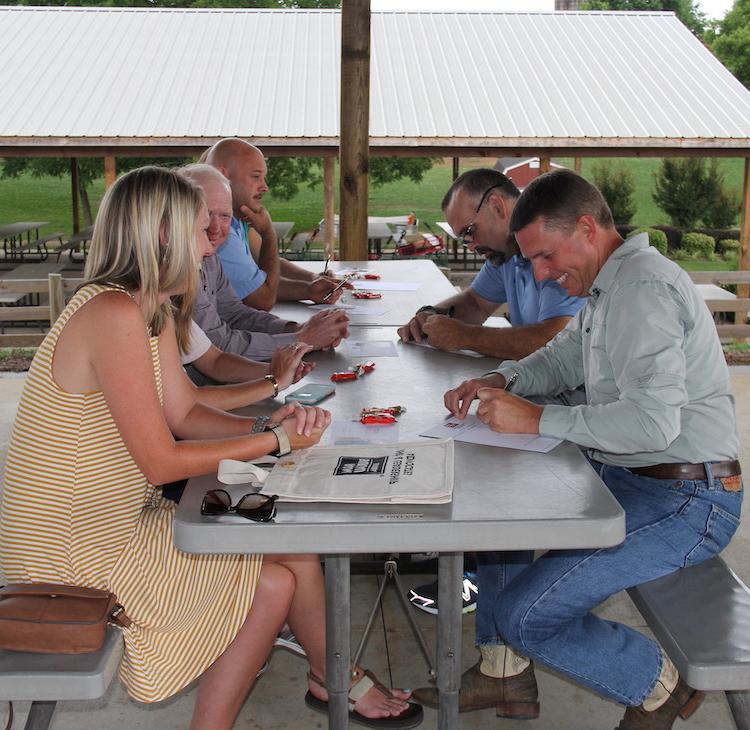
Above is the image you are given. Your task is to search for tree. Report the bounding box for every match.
[591,162,636,224]
[652,157,740,229]
[708,0,750,89]
[652,158,711,228]
[580,0,706,37]
[703,160,741,228]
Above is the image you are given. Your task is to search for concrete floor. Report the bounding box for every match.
[2,368,750,729]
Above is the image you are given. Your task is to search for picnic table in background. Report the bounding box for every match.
[55,226,94,262]
[0,221,62,262]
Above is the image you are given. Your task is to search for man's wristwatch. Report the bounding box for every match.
[264,374,279,397]
[268,424,291,457]
[416,305,440,317]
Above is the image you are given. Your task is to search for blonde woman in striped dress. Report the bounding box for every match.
[0,167,420,730]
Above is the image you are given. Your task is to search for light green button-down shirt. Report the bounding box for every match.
[495,233,738,468]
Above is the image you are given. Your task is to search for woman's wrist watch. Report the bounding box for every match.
[268,424,291,457]
[250,415,271,434]
[264,374,279,397]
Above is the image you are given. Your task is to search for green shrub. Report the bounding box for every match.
[592,162,636,224]
[652,159,710,229]
[670,248,691,261]
[703,161,742,228]
[630,227,668,255]
[681,232,716,259]
[717,238,741,257]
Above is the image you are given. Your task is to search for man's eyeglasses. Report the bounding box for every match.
[459,185,501,245]
[201,489,278,522]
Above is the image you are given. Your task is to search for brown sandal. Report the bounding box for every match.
[305,668,424,729]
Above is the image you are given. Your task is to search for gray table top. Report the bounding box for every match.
[0,261,65,279]
[269,259,458,327]
[0,222,48,238]
[174,327,625,556]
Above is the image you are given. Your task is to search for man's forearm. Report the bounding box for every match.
[255,228,281,299]
[277,276,314,301]
[470,317,571,360]
[280,257,316,283]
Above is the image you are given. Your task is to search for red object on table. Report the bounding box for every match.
[352,291,382,299]
[330,362,377,382]
[363,273,381,280]
[360,413,398,425]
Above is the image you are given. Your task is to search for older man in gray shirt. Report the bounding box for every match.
[441,170,742,730]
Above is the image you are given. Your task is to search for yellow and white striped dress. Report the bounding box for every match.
[0,284,263,702]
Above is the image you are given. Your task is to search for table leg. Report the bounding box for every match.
[437,551,463,730]
[325,554,351,730]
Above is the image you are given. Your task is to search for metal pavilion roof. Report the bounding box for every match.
[1,5,750,156]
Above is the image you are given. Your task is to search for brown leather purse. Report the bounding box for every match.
[0,583,131,654]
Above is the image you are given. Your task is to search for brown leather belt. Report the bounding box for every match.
[629,460,741,481]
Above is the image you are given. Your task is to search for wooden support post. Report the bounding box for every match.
[323,156,336,260]
[452,157,459,181]
[48,273,64,324]
[338,0,370,261]
[738,157,750,329]
[70,158,80,234]
[574,157,582,175]
[104,156,117,190]
[539,156,551,174]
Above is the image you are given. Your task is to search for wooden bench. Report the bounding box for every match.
[11,233,64,262]
[55,228,93,262]
[0,274,82,347]
[628,555,750,727]
[0,627,123,730]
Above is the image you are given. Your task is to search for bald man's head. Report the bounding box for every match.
[203,138,268,216]
[180,163,233,256]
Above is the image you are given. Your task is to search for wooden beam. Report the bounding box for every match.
[104,156,117,189]
[71,158,80,234]
[539,156,551,174]
[323,157,336,260]
[452,157,459,181]
[338,0,370,261]
[574,157,582,174]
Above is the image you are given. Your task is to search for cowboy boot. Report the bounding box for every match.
[615,653,704,729]
[412,644,540,718]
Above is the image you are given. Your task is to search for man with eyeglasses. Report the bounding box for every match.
[398,168,584,359]
[403,170,585,671]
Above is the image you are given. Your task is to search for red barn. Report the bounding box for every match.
[495,158,566,190]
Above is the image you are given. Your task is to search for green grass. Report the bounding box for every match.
[0,156,745,239]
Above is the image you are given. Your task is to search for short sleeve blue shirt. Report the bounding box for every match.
[216,217,267,299]
[471,255,585,326]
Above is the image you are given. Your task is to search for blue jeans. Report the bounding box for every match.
[493,459,742,706]
[475,387,588,647]
[476,550,533,645]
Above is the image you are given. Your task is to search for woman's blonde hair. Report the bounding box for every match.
[83,166,202,351]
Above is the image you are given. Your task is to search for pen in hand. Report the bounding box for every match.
[322,256,330,277]
[321,274,352,302]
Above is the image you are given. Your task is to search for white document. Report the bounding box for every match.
[325,419,401,445]
[420,414,562,453]
[263,439,454,504]
[345,340,399,358]
[354,280,421,292]
[309,303,387,316]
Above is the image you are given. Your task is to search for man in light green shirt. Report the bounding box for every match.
[444,170,742,730]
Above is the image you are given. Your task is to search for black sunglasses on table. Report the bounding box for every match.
[201,489,278,523]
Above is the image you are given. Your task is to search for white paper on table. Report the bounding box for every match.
[420,414,561,453]
[310,303,387,316]
[345,340,399,358]
[484,316,512,328]
[405,339,485,359]
[325,419,401,445]
[353,280,421,292]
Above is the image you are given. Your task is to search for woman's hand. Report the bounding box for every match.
[269,404,331,447]
[270,342,314,390]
